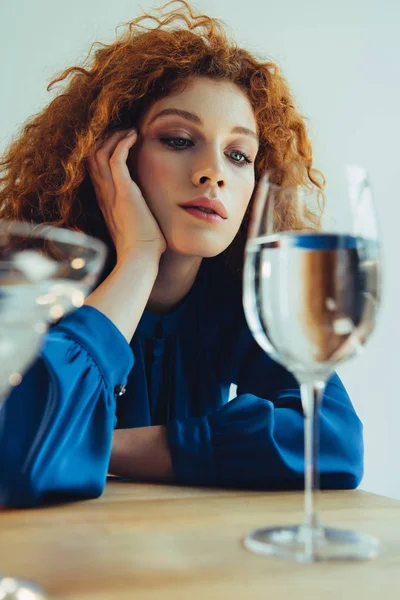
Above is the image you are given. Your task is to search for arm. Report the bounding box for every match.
[107,324,363,490]
[0,250,160,508]
[0,304,134,507]
[109,426,173,481]
[165,322,363,490]
[0,127,166,507]
[84,247,160,343]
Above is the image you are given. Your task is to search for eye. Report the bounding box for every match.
[160,136,253,166]
[228,150,253,166]
[160,137,193,150]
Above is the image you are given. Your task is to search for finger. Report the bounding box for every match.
[96,128,133,154]
[86,138,125,209]
[92,129,133,172]
[109,130,141,190]
[88,129,132,173]
[88,129,135,192]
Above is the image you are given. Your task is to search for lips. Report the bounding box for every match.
[180,206,225,224]
[178,197,228,219]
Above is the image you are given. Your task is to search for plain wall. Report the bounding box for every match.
[1,0,399,498]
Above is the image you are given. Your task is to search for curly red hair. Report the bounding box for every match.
[0,0,324,282]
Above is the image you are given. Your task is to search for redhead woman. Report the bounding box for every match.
[0,0,363,507]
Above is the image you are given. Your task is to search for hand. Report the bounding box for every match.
[87,128,167,261]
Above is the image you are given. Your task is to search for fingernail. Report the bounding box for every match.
[126,128,137,136]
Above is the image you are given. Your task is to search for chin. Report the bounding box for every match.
[165,233,229,258]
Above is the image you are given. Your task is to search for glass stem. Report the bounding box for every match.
[299,380,325,532]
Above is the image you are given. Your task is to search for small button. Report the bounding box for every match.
[114,384,126,397]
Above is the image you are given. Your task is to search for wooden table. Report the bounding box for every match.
[1,481,400,599]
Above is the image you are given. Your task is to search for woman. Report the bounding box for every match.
[0,0,363,507]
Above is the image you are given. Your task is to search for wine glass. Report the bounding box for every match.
[0,219,107,597]
[242,163,382,562]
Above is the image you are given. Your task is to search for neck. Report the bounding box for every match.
[145,250,203,315]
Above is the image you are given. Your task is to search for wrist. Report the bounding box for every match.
[109,426,173,482]
[116,244,163,268]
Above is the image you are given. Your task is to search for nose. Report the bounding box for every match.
[191,146,226,189]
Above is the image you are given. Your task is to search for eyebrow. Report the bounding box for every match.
[147,108,259,143]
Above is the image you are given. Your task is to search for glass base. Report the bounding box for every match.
[244,525,380,562]
[0,576,47,599]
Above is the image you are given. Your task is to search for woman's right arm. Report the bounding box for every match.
[83,126,167,342]
[0,128,166,507]
[84,247,160,343]
[0,251,160,508]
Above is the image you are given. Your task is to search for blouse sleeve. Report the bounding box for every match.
[0,305,134,508]
[167,320,364,490]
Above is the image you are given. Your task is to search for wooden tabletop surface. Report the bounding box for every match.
[1,481,400,599]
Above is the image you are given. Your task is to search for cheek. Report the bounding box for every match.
[138,147,181,190]
[236,177,255,219]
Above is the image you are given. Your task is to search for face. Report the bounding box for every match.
[128,76,259,257]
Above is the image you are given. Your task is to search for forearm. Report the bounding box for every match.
[166,381,363,490]
[109,426,174,482]
[84,247,161,344]
[0,308,128,507]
